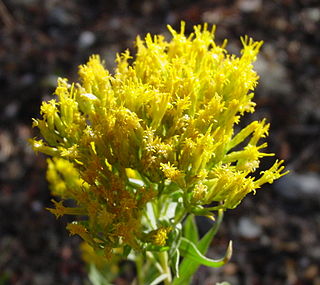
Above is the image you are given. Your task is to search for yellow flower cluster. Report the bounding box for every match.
[30,22,287,258]
[145,227,173,246]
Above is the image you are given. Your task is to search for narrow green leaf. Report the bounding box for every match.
[128,178,145,187]
[171,248,180,278]
[179,237,232,267]
[172,210,225,285]
[149,274,169,285]
[183,214,199,244]
[145,202,157,229]
[197,209,224,253]
[143,258,163,285]
[160,201,178,221]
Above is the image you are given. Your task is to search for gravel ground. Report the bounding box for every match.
[0,1,319,284]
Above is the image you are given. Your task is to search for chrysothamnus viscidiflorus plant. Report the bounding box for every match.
[30,22,287,284]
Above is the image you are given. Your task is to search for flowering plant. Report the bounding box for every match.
[30,22,287,284]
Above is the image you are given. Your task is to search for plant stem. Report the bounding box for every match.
[159,251,172,284]
[173,209,186,226]
[136,253,144,285]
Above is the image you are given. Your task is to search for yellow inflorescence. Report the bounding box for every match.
[30,22,287,258]
[147,227,173,246]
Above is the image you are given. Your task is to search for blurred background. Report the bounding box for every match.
[0,0,319,284]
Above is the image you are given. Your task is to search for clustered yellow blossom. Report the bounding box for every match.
[30,22,287,258]
[145,227,173,247]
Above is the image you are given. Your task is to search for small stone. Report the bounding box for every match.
[237,0,262,13]
[238,216,262,239]
[31,200,43,213]
[304,264,318,280]
[254,52,292,98]
[49,7,75,26]
[275,171,320,202]
[0,131,14,163]
[302,8,320,22]
[4,102,19,118]
[78,31,96,49]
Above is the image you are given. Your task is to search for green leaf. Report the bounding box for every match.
[144,254,164,285]
[145,202,157,229]
[160,201,178,221]
[183,214,199,244]
[171,248,180,278]
[122,245,132,258]
[190,205,213,216]
[88,264,112,285]
[145,243,170,252]
[197,210,223,253]
[172,210,226,285]
[179,237,232,267]
[149,274,170,285]
[128,178,145,187]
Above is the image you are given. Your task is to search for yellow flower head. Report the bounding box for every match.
[146,227,173,246]
[30,22,287,258]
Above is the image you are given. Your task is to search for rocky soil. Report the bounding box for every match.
[0,0,319,284]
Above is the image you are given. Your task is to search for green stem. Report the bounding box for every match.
[159,251,172,285]
[136,253,144,285]
[173,209,186,226]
